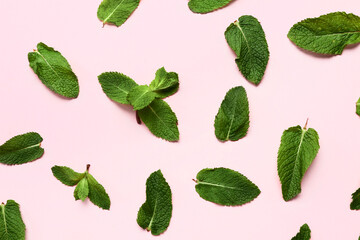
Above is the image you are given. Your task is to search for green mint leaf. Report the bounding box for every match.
[0,200,26,240]
[288,12,360,55]
[225,15,269,85]
[98,72,138,105]
[277,122,320,201]
[214,86,249,141]
[194,167,260,206]
[127,85,157,110]
[74,178,89,201]
[291,224,311,240]
[0,132,44,165]
[356,98,360,116]
[149,67,179,98]
[87,173,111,210]
[137,170,172,236]
[188,0,234,13]
[137,99,179,141]
[350,187,360,210]
[52,165,110,210]
[51,166,85,186]
[28,42,79,98]
[97,0,140,27]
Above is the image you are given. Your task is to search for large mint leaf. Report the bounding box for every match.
[28,42,79,98]
[277,122,320,201]
[214,86,249,141]
[194,167,260,206]
[127,85,157,110]
[291,224,311,240]
[0,200,26,240]
[0,132,44,165]
[149,67,179,99]
[51,166,85,186]
[87,173,111,210]
[356,98,360,116]
[288,12,360,55]
[137,170,172,236]
[97,0,140,27]
[350,187,360,210]
[225,15,269,85]
[188,0,234,14]
[98,72,138,104]
[137,99,179,142]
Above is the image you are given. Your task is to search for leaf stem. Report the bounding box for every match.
[304,118,309,130]
[192,179,198,183]
[86,164,90,172]
[136,111,141,125]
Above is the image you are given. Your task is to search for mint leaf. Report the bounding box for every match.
[225,15,269,85]
[51,166,85,186]
[52,165,110,210]
[277,121,320,201]
[0,200,26,240]
[350,187,360,210]
[74,178,89,201]
[0,132,44,165]
[188,0,234,13]
[356,98,360,116]
[194,167,260,206]
[28,42,79,98]
[127,85,157,110]
[291,224,311,240]
[149,67,179,98]
[98,72,138,104]
[137,99,179,141]
[214,86,249,141]
[288,12,360,55]
[137,170,172,236]
[97,0,140,27]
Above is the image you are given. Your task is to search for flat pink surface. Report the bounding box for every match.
[0,0,360,239]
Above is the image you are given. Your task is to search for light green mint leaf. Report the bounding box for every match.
[149,67,179,98]
[356,98,360,116]
[0,200,26,240]
[288,12,360,55]
[350,187,360,210]
[0,132,44,165]
[291,224,311,240]
[225,15,269,85]
[51,166,85,186]
[98,72,138,104]
[28,42,79,98]
[214,86,249,141]
[194,167,260,206]
[97,0,140,27]
[137,170,172,236]
[127,85,157,110]
[87,173,111,210]
[277,121,320,201]
[52,165,110,210]
[137,99,179,141]
[74,178,89,201]
[188,0,234,14]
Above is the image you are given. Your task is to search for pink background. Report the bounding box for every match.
[0,0,360,239]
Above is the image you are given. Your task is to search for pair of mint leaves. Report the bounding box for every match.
[98,68,180,141]
[97,0,236,28]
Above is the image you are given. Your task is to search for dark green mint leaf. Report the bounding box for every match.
[194,167,260,206]
[288,12,360,55]
[137,99,179,141]
[137,170,172,236]
[291,224,311,240]
[28,42,79,98]
[214,86,249,141]
[97,0,140,27]
[277,122,320,201]
[0,200,26,240]
[87,173,111,210]
[0,132,44,165]
[188,0,234,13]
[98,72,138,104]
[225,15,269,85]
[51,166,85,186]
[350,187,360,210]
